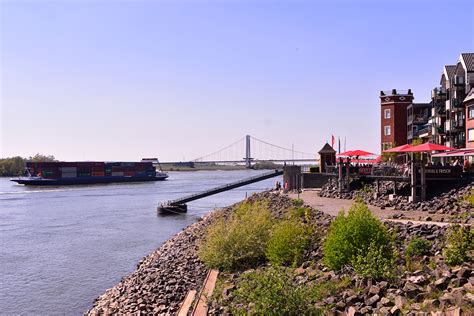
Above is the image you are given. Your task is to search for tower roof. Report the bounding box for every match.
[318,143,336,154]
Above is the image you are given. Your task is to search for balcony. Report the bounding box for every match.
[436,107,447,116]
[452,99,464,109]
[418,125,430,135]
[413,115,429,124]
[453,120,464,130]
[431,87,448,101]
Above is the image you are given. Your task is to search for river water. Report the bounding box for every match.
[0,170,281,315]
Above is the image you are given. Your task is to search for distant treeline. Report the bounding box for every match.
[0,154,56,177]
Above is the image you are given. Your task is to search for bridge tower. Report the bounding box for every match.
[244,135,254,168]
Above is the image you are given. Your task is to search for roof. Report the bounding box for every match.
[318,143,336,154]
[409,102,431,109]
[444,65,456,79]
[464,88,474,104]
[460,53,474,72]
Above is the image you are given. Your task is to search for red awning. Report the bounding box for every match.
[383,144,413,153]
[431,149,474,157]
[400,143,455,153]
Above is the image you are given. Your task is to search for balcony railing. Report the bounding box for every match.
[452,99,464,109]
[431,87,448,100]
[418,126,431,136]
[413,115,429,124]
[453,120,464,130]
[436,107,446,116]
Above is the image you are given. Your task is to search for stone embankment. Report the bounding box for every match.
[86,192,295,315]
[87,192,473,315]
[320,178,473,223]
[209,216,474,314]
[86,211,217,314]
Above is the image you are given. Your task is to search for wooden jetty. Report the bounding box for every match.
[157,169,283,214]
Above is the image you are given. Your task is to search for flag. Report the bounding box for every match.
[331,135,335,148]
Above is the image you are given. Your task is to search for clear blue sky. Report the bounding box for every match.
[1,0,473,161]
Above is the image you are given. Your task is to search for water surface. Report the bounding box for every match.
[0,170,281,314]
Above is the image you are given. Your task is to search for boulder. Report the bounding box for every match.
[365,294,380,307]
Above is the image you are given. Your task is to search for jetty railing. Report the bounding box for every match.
[165,169,283,206]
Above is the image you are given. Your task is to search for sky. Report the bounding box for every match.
[1,0,474,161]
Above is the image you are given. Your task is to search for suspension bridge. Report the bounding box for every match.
[162,135,318,168]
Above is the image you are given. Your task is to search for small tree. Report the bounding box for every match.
[323,202,395,279]
[198,200,274,271]
[443,225,474,266]
[266,219,312,267]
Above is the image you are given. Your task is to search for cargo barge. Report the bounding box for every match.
[10,161,168,186]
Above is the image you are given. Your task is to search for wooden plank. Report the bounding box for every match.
[192,269,219,316]
[177,290,197,316]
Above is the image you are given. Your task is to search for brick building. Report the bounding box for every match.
[380,89,414,151]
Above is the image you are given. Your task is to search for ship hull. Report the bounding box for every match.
[11,174,168,186]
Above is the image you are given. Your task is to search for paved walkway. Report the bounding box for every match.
[288,191,450,227]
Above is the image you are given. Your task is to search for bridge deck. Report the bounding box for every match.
[166,169,283,206]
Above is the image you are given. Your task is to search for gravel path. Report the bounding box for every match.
[289,191,450,226]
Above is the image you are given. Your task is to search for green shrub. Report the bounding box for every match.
[406,237,431,257]
[323,202,394,278]
[462,190,474,207]
[353,241,396,280]
[443,225,474,266]
[405,237,431,271]
[231,267,322,315]
[292,198,304,207]
[198,200,274,271]
[266,219,312,267]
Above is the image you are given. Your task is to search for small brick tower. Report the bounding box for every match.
[380,89,414,151]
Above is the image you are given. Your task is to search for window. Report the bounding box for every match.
[384,109,391,119]
[468,129,474,142]
[469,106,474,119]
[384,125,391,136]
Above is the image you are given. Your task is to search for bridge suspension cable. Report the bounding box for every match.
[192,137,245,162]
[250,136,315,158]
[190,134,316,163]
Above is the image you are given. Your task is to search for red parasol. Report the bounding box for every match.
[383,144,413,153]
[348,150,376,156]
[338,150,375,157]
[400,143,455,153]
